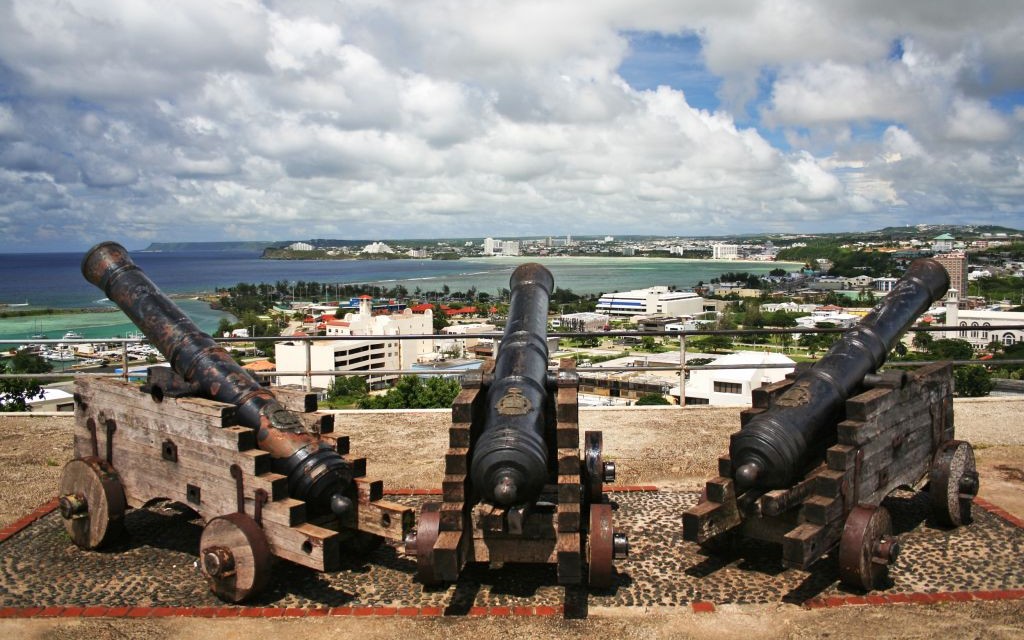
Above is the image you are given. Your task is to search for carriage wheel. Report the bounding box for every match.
[413,502,442,585]
[199,513,272,603]
[58,457,127,549]
[929,440,978,527]
[838,505,900,591]
[584,431,606,504]
[587,503,616,588]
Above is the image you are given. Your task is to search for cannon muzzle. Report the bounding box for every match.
[729,258,949,491]
[470,263,554,507]
[82,242,353,516]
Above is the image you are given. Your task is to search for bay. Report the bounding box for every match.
[0,249,798,344]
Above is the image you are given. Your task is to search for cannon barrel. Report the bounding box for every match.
[82,242,352,516]
[730,258,949,491]
[470,263,554,507]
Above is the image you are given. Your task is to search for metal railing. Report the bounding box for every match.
[4,323,1024,407]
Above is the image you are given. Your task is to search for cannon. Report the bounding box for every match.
[410,263,628,588]
[683,258,979,590]
[58,242,413,602]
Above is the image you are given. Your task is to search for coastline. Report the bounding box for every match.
[0,298,235,346]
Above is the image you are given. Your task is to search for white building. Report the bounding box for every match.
[362,241,394,254]
[932,233,956,253]
[712,244,739,260]
[760,302,818,314]
[945,291,1024,349]
[873,277,899,293]
[846,275,874,289]
[502,240,521,256]
[276,339,400,390]
[554,312,610,332]
[795,308,860,329]
[483,237,502,255]
[323,296,433,369]
[288,241,314,251]
[596,287,705,317]
[276,296,434,390]
[675,351,795,406]
[438,322,497,357]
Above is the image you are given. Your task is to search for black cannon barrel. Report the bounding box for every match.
[470,263,554,507]
[82,242,352,516]
[730,258,949,491]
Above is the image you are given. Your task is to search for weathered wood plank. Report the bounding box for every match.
[444,448,469,476]
[556,531,582,585]
[433,530,467,582]
[265,521,340,571]
[355,500,414,539]
[269,386,319,414]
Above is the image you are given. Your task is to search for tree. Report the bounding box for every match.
[9,351,53,374]
[799,332,836,358]
[635,393,671,406]
[358,375,461,409]
[954,365,993,397]
[326,376,369,405]
[695,334,733,353]
[0,354,50,411]
[432,305,450,332]
[928,339,974,361]
[912,330,934,351]
[216,318,234,337]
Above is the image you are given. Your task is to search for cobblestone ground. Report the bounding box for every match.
[0,491,1020,611]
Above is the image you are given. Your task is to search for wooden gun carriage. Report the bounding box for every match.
[410,264,628,589]
[57,242,412,602]
[683,258,978,591]
[683,362,977,590]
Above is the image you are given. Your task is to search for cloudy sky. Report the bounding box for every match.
[1,0,1023,252]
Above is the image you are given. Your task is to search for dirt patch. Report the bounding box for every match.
[0,415,73,527]
[995,464,1024,483]
[2,600,1023,639]
[976,445,1024,519]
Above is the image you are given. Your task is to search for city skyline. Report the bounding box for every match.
[1,1,1023,252]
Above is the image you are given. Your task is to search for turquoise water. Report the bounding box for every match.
[0,299,234,347]
[364,255,798,296]
[0,251,797,347]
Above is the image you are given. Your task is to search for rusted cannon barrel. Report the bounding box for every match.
[470,263,554,507]
[730,258,949,491]
[82,242,353,516]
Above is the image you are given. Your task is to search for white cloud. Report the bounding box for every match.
[0,1,1021,251]
[945,97,1013,143]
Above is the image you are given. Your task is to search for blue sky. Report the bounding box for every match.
[0,1,1023,252]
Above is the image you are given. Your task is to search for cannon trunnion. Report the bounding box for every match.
[58,242,413,602]
[410,263,628,589]
[683,259,979,591]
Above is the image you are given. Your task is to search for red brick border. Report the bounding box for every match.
[0,498,58,545]
[974,497,1024,529]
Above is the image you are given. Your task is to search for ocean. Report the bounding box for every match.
[0,249,797,344]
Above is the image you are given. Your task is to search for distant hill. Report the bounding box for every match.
[141,241,288,252]
[141,225,1023,253]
